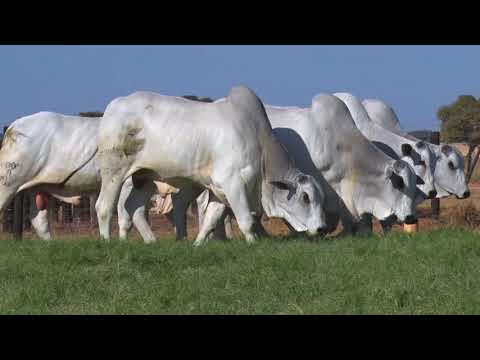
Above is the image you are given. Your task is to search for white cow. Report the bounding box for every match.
[186,93,419,238]
[333,93,437,202]
[0,112,189,242]
[362,98,470,200]
[95,86,328,244]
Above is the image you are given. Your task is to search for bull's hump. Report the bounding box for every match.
[228,85,263,110]
[311,93,352,121]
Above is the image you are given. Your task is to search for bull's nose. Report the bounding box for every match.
[463,191,471,199]
[404,215,417,225]
[428,190,437,199]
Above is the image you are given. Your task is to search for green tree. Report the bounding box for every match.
[79,111,104,118]
[182,95,214,103]
[438,95,480,183]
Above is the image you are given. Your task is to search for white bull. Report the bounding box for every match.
[0,112,190,242]
[333,93,437,202]
[362,98,470,200]
[95,86,328,244]
[185,93,419,239]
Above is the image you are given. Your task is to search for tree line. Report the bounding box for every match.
[438,95,480,183]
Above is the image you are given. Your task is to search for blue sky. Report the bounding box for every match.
[1,45,479,131]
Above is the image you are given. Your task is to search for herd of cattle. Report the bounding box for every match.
[0,86,471,244]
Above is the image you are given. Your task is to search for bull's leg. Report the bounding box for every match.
[0,185,19,219]
[171,187,199,241]
[96,172,127,241]
[193,201,227,247]
[196,190,210,239]
[379,215,396,234]
[29,192,51,240]
[211,216,227,240]
[222,182,257,244]
[326,193,355,237]
[354,214,374,235]
[224,214,234,239]
[117,177,157,243]
[165,211,176,228]
[196,190,230,241]
[172,193,188,241]
[117,179,133,239]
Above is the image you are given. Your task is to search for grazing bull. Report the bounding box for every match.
[94,86,328,244]
[0,112,189,242]
[362,98,470,200]
[333,93,437,202]
[190,93,418,238]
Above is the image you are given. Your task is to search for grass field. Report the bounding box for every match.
[1,229,480,314]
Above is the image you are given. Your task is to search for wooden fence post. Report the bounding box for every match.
[431,131,440,219]
[48,196,58,237]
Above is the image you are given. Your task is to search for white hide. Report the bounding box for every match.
[333,93,437,200]
[95,86,328,244]
[0,112,161,242]
[362,98,470,199]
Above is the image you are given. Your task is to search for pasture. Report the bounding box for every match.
[1,228,480,314]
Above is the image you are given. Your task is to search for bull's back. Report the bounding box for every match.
[6,112,100,188]
[101,91,262,183]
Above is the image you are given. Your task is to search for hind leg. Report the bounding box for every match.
[196,190,231,241]
[379,215,397,234]
[117,180,133,240]
[171,187,198,241]
[193,200,227,246]
[354,214,374,235]
[224,214,234,239]
[118,177,157,243]
[221,180,258,244]
[0,185,19,219]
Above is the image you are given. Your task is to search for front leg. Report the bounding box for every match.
[379,215,397,234]
[222,181,258,244]
[353,214,374,236]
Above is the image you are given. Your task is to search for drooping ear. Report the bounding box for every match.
[416,175,425,185]
[269,181,290,191]
[401,143,413,157]
[390,172,405,190]
[385,162,406,189]
[441,144,453,156]
[415,141,426,149]
[298,175,309,184]
[269,180,297,200]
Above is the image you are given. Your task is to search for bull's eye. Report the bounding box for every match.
[303,192,310,204]
[448,161,455,170]
[418,160,426,167]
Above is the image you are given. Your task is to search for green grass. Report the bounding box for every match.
[1,229,480,314]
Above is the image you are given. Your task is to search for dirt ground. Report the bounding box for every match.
[13,181,479,241]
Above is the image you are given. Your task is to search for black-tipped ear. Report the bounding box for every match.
[416,176,425,185]
[416,141,426,149]
[390,172,405,190]
[441,144,453,156]
[298,175,309,184]
[401,143,413,157]
[269,181,290,191]
[269,180,297,200]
